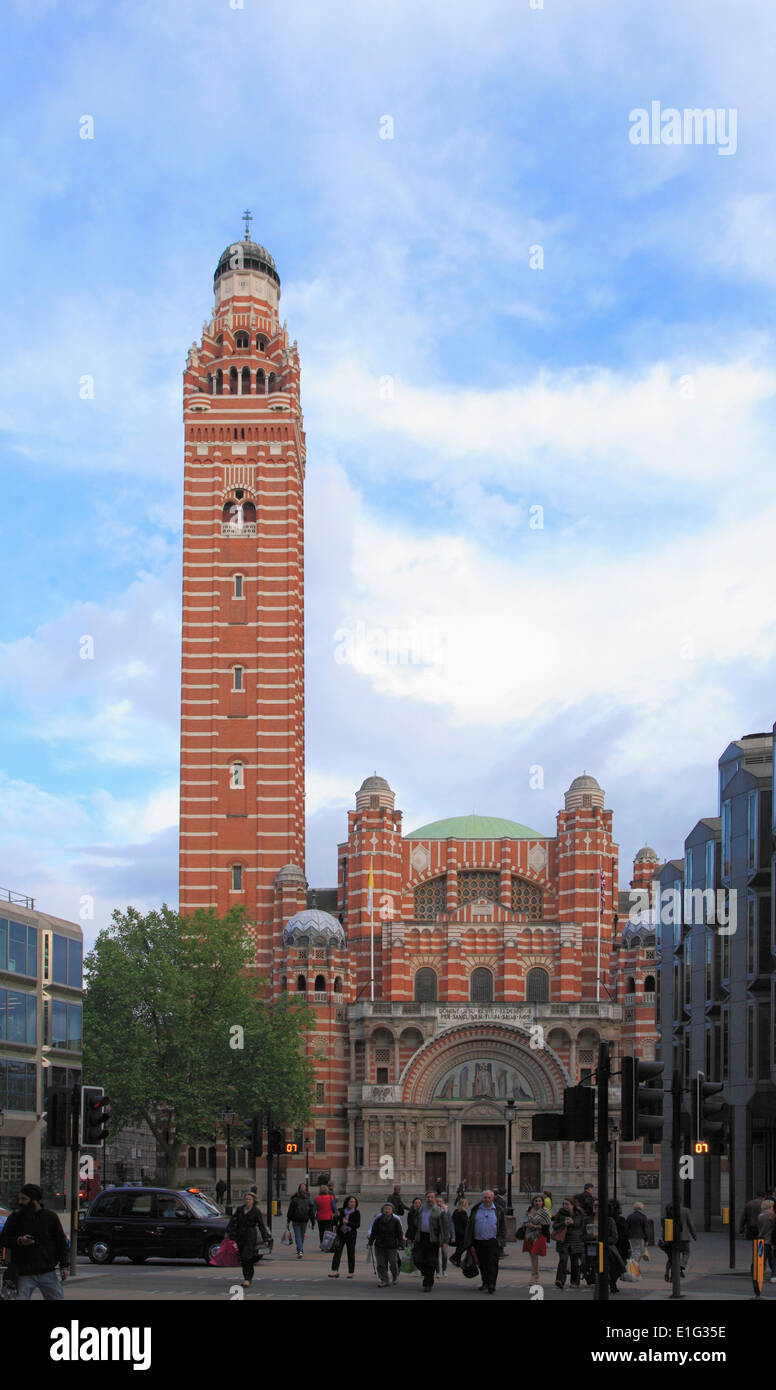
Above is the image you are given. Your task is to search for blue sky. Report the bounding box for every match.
[1,0,775,946]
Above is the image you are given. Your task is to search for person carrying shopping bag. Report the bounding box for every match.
[521,1193,550,1286]
[227,1192,270,1288]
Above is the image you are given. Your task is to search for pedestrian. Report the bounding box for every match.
[435,1177,444,1198]
[367,1202,404,1287]
[464,1188,507,1294]
[583,1199,622,1292]
[1,1184,69,1300]
[435,1195,453,1277]
[493,1189,506,1215]
[405,1196,422,1244]
[755,1199,776,1282]
[329,1196,360,1278]
[543,1189,553,1213]
[412,1191,445,1292]
[740,1192,765,1239]
[521,1193,551,1285]
[386,1185,406,1216]
[215,1178,226,1205]
[678,1203,696,1275]
[575,1182,595,1218]
[286,1183,315,1259]
[552,1196,584,1289]
[327,1182,338,1215]
[456,1179,467,1201]
[314,1184,336,1249]
[609,1198,630,1266]
[450,1196,469,1266]
[227,1192,270,1288]
[625,1201,650,1267]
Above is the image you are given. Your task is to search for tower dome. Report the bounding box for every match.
[214,238,280,288]
[634,845,659,863]
[282,908,346,947]
[355,772,395,812]
[564,772,605,811]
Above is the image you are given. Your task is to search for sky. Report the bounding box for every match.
[1,0,775,949]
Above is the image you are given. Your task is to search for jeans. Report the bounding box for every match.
[17,1270,64,1301]
[331,1231,357,1273]
[556,1248,581,1286]
[291,1222,307,1253]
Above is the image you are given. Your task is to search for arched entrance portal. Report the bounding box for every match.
[401,1024,567,1195]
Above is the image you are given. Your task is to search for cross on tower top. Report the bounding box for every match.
[242,208,253,240]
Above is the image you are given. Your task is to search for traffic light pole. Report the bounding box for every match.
[728,1105,735,1270]
[670,1069,682,1300]
[69,1083,81,1277]
[594,1041,610,1303]
[265,1108,273,1233]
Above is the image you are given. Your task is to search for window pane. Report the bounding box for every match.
[52,934,68,984]
[67,1004,82,1049]
[27,926,37,974]
[68,940,82,989]
[52,1000,67,1046]
[8,922,27,974]
[0,919,6,970]
[27,993,36,1044]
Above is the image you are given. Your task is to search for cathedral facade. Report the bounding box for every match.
[178,230,658,1201]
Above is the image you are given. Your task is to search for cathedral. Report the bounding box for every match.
[178,226,658,1201]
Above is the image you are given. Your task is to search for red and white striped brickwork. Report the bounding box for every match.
[178,238,306,975]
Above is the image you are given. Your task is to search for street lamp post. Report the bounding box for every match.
[503,1101,517,1216]
[304,1138,311,1191]
[222,1110,236,1211]
[611,1123,619,1202]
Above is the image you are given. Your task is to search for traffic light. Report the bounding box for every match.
[693,1072,725,1150]
[242,1113,263,1162]
[621,1057,664,1142]
[563,1084,595,1141]
[43,1087,69,1147]
[268,1127,284,1156]
[82,1087,111,1145]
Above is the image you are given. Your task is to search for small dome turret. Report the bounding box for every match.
[355,772,395,812]
[564,772,604,811]
[282,908,346,948]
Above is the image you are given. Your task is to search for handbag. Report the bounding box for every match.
[516,1225,526,1240]
[281,1227,292,1245]
[554,1224,567,1245]
[400,1244,417,1275]
[461,1247,480,1280]
[209,1237,241,1267]
[321,1229,336,1253]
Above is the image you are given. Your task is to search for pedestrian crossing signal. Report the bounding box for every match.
[285,1142,299,1154]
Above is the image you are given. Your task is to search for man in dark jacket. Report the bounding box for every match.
[368,1203,405,1286]
[2,1184,69,1300]
[386,1185,406,1216]
[575,1183,595,1217]
[740,1193,765,1239]
[413,1193,445,1291]
[553,1197,584,1288]
[464,1189,507,1294]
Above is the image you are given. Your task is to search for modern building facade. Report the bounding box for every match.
[655,729,775,1226]
[177,231,659,1202]
[0,888,83,1204]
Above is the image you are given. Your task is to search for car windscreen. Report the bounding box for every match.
[185,1194,221,1218]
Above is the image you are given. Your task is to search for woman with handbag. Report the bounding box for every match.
[329,1196,360,1278]
[522,1193,551,1285]
[227,1192,270,1288]
[552,1197,584,1289]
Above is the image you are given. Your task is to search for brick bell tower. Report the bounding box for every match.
[178,216,306,971]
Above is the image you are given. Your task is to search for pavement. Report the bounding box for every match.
[44,1228,774,1301]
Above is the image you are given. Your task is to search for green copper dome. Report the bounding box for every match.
[404,814,544,841]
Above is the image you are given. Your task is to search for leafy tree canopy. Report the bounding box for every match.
[83,904,315,1182]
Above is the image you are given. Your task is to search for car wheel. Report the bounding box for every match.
[129,1255,148,1264]
[87,1239,115,1265]
[204,1239,223,1265]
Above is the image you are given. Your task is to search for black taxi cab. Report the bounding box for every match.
[77,1186,229,1265]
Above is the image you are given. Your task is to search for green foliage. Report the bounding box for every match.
[83,904,315,1181]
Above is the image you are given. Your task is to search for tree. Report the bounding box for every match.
[83,904,315,1185]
